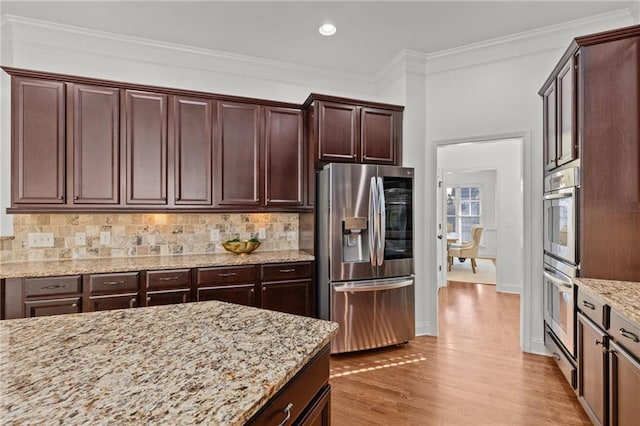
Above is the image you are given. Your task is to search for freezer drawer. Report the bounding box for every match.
[331,277,415,354]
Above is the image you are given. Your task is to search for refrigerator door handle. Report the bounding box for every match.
[334,279,413,293]
[368,176,378,267]
[376,177,386,266]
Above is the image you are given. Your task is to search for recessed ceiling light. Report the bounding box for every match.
[319,23,337,36]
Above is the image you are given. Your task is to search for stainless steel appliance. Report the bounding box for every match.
[317,163,415,354]
[543,166,580,388]
[543,167,579,266]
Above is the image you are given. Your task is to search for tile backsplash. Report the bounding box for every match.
[0,213,299,263]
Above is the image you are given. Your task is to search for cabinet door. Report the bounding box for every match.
[145,290,190,306]
[317,101,358,163]
[68,84,120,204]
[124,90,168,205]
[577,312,608,426]
[215,102,261,206]
[360,107,396,165]
[264,107,304,207]
[24,297,81,317]
[173,96,214,205]
[12,77,65,204]
[609,340,640,426]
[298,385,331,426]
[89,294,138,312]
[198,285,256,307]
[261,280,313,317]
[543,82,557,172]
[557,57,577,166]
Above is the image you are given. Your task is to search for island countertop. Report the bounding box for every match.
[0,250,314,279]
[0,301,338,425]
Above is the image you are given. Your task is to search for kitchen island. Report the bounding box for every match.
[0,301,338,425]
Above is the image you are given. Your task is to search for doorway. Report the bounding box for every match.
[436,138,524,345]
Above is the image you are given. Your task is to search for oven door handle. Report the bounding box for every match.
[543,188,575,200]
[543,268,572,289]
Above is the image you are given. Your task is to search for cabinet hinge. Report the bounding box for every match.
[438,181,443,188]
[438,265,442,272]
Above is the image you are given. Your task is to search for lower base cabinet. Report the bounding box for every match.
[247,345,330,426]
[577,311,608,426]
[146,290,191,306]
[198,285,256,306]
[261,280,313,317]
[89,294,138,312]
[609,340,640,425]
[24,297,81,317]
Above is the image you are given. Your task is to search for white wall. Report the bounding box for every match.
[439,141,522,294]
[442,168,497,258]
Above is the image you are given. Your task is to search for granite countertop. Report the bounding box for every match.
[574,277,640,327]
[0,301,338,425]
[0,250,314,279]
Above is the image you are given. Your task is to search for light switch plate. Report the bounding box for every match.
[100,231,111,245]
[28,233,54,247]
[258,227,266,240]
[210,229,220,242]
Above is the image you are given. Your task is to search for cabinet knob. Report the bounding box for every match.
[129,298,137,308]
[71,303,78,308]
[147,296,151,303]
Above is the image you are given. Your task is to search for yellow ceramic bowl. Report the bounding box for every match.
[222,240,261,255]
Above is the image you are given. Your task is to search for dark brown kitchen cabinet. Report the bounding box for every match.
[215,101,261,207]
[260,262,314,317]
[264,106,304,207]
[577,311,608,426]
[84,272,139,312]
[12,77,66,204]
[540,26,640,282]
[298,384,331,426]
[361,107,399,165]
[3,275,83,319]
[67,84,120,205]
[124,89,168,205]
[172,96,215,206]
[145,290,191,306]
[609,340,640,426]
[316,101,359,163]
[144,269,191,307]
[196,265,257,307]
[304,94,403,169]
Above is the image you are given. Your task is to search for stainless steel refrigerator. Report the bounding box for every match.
[317,163,415,354]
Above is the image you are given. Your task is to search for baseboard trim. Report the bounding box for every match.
[498,282,522,294]
[416,321,435,337]
[528,337,547,355]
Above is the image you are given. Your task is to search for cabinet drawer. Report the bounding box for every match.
[196,265,256,286]
[146,269,191,290]
[577,286,608,329]
[261,262,312,282]
[610,311,640,361]
[247,345,329,425]
[25,276,81,297]
[88,272,139,294]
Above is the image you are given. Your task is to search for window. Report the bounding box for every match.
[446,185,481,242]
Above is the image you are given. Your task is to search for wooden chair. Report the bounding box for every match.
[448,225,484,273]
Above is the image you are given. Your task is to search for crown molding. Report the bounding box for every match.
[1,14,374,89]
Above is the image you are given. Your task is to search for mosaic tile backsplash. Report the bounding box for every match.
[0,213,299,263]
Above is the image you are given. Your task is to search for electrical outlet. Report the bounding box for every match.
[210,229,220,242]
[75,232,87,246]
[28,233,55,247]
[100,231,111,245]
[258,227,266,240]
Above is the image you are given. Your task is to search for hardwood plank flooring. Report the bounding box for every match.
[329,281,590,425]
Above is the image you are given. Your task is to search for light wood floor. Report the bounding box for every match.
[329,281,590,425]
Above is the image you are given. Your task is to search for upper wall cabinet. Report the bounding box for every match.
[12,77,65,204]
[3,68,402,213]
[304,94,403,167]
[541,53,578,172]
[172,96,215,206]
[264,107,304,207]
[124,90,169,205]
[68,84,120,205]
[215,101,261,207]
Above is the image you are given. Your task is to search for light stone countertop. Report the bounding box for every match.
[0,250,314,279]
[574,277,640,327]
[0,301,338,425]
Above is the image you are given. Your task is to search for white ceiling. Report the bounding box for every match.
[2,1,636,75]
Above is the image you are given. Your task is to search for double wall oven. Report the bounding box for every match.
[543,166,580,387]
